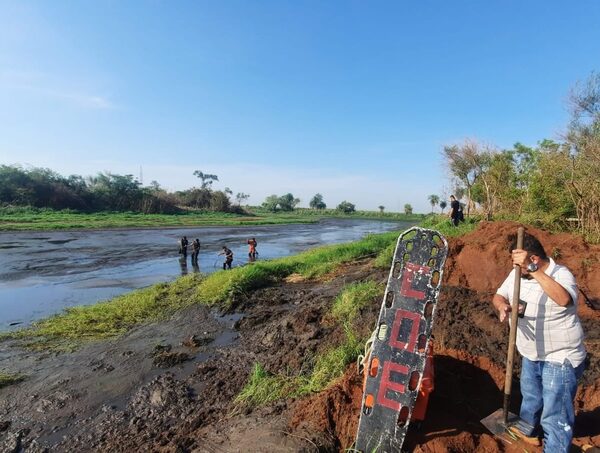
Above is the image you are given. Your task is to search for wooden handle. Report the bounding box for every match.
[503,226,524,424]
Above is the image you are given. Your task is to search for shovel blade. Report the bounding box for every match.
[480,409,520,436]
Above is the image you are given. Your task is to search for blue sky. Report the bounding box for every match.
[1,1,599,212]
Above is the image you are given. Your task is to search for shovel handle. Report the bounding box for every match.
[503,227,524,425]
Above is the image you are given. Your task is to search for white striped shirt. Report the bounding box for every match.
[496,258,587,367]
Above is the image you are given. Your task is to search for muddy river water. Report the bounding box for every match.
[0,218,414,330]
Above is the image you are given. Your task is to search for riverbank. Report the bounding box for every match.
[1,220,598,452]
[0,206,422,231]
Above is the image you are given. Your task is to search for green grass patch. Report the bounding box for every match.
[0,206,317,231]
[197,230,401,307]
[235,326,365,408]
[233,363,291,407]
[4,273,202,350]
[0,372,24,389]
[418,214,480,237]
[331,281,383,325]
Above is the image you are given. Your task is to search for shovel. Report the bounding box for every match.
[481,227,535,438]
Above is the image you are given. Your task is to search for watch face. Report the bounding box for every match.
[527,262,538,273]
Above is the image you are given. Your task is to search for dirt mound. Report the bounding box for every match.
[444,221,600,298]
[289,221,600,451]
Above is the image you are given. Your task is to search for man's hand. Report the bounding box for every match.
[511,249,529,268]
[492,294,511,322]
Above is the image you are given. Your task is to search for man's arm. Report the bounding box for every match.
[512,250,573,307]
[492,293,511,322]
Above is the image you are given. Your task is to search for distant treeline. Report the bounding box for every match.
[0,166,238,214]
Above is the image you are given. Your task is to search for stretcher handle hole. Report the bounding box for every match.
[369,357,379,378]
[392,261,402,278]
[385,291,394,308]
[431,270,440,286]
[377,323,388,341]
[409,371,421,391]
[397,406,410,427]
[406,241,413,251]
[417,334,427,353]
[430,246,438,257]
[424,301,434,320]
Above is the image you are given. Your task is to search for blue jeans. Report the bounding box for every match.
[520,357,585,452]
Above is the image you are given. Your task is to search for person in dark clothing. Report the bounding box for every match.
[448,195,462,226]
[191,238,200,264]
[179,236,189,258]
[219,246,233,270]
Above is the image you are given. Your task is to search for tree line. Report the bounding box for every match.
[0,166,248,214]
[441,72,600,240]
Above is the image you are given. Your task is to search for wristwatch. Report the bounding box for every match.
[526,262,539,273]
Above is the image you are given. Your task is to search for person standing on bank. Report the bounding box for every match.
[492,232,586,451]
[448,195,461,226]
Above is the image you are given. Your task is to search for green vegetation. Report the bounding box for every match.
[4,231,399,348]
[331,281,383,325]
[0,204,422,231]
[442,72,600,242]
[236,281,383,408]
[3,274,203,350]
[0,206,319,231]
[198,231,399,307]
[0,372,24,389]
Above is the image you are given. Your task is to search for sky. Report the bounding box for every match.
[1,1,599,212]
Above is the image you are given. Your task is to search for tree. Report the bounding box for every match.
[278,193,300,211]
[439,200,447,213]
[427,194,440,213]
[262,194,280,212]
[378,205,385,214]
[223,187,233,196]
[336,201,356,213]
[309,193,326,210]
[404,204,413,215]
[235,192,250,206]
[565,72,600,239]
[193,170,219,189]
[443,140,486,216]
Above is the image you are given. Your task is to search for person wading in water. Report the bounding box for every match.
[179,236,189,259]
[191,238,200,265]
[219,246,234,270]
[247,237,258,260]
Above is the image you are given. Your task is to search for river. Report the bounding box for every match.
[0,218,415,330]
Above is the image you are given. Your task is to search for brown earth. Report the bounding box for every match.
[0,221,598,452]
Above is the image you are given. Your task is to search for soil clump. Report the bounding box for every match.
[0,221,598,452]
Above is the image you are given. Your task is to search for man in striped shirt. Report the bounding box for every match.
[492,232,586,452]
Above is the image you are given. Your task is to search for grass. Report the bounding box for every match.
[0,206,318,231]
[0,372,24,389]
[236,280,382,408]
[197,230,400,307]
[0,205,421,231]
[331,281,383,325]
[3,230,400,349]
[2,273,202,350]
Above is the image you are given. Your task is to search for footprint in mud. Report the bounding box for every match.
[151,344,192,368]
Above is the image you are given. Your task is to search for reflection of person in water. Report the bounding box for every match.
[219,246,234,270]
[191,238,200,265]
[247,237,257,261]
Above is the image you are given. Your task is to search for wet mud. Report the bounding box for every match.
[0,221,599,452]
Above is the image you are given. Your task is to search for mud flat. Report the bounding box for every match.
[0,221,599,452]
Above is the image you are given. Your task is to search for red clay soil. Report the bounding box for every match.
[290,221,600,452]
